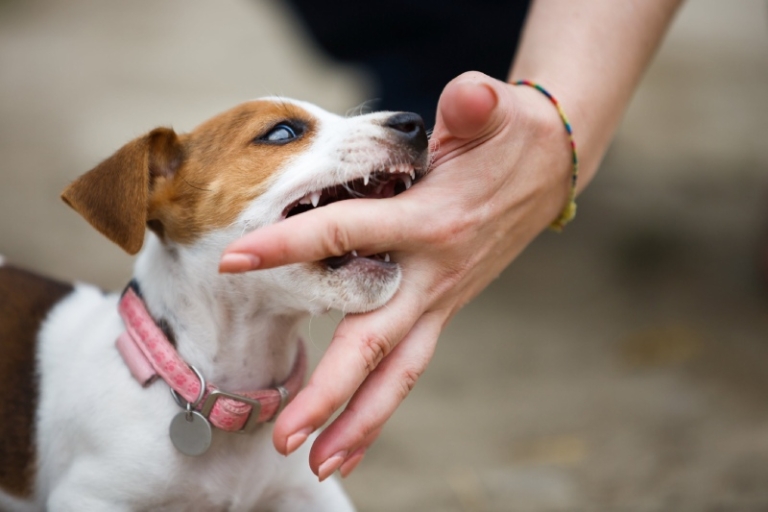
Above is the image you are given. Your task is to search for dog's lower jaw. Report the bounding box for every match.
[286,260,402,315]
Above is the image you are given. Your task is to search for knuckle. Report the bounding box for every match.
[396,366,423,400]
[322,220,351,256]
[358,332,394,373]
[442,260,471,285]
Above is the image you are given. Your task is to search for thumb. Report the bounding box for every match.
[433,71,506,141]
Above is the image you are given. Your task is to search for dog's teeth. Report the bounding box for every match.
[384,253,390,262]
[363,175,370,186]
[402,175,412,190]
[409,169,416,180]
[351,250,358,257]
[299,196,312,205]
[310,191,321,207]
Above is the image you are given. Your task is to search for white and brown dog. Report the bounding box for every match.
[0,98,427,511]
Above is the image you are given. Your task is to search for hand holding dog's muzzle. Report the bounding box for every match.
[220,71,575,480]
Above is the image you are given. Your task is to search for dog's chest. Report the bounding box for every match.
[32,285,293,509]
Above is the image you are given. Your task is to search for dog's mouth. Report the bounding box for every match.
[282,165,422,269]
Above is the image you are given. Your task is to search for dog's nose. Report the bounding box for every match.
[384,112,428,153]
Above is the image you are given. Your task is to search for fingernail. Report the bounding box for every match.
[339,448,366,478]
[318,451,347,482]
[285,427,313,455]
[219,253,260,273]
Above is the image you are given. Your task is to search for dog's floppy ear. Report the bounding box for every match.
[62,128,184,255]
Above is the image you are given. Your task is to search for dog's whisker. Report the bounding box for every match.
[345,99,379,118]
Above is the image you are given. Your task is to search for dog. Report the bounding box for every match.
[0,97,428,511]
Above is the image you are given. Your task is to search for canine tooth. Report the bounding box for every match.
[363,175,370,186]
[384,253,390,262]
[409,169,415,180]
[310,191,321,207]
[351,250,358,257]
[299,196,312,205]
[402,175,412,189]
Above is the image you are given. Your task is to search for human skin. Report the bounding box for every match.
[220,0,685,480]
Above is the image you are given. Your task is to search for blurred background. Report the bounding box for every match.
[1,1,767,510]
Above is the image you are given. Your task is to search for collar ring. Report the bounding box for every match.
[170,365,207,410]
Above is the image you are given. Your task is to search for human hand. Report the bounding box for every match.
[220,71,573,480]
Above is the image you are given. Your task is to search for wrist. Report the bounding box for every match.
[508,75,603,195]
[507,82,576,229]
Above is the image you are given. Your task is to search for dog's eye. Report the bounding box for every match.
[261,123,300,143]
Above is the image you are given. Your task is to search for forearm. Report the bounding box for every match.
[510,0,684,190]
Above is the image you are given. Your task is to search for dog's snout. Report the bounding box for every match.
[384,112,428,153]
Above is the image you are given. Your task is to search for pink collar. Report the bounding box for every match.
[116,286,306,433]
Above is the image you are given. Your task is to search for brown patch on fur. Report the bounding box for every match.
[62,100,316,252]
[0,265,73,497]
[62,128,183,254]
[147,101,316,244]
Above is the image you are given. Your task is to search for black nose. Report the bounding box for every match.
[384,112,428,153]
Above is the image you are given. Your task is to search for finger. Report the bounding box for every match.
[308,311,443,480]
[219,197,411,273]
[338,427,382,479]
[436,71,499,138]
[272,280,429,456]
[431,72,511,166]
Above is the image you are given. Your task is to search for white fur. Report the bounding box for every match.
[0,98,425,511]
[34,284,351,510]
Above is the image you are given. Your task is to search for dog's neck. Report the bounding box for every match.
[131,234,304,392]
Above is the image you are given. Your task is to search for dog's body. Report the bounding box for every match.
[0,98,427,511]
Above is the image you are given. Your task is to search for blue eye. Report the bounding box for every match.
[263,123,298,143]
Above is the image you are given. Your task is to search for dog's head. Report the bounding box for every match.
[62,98,428,313]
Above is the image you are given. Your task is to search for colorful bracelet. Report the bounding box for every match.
[513,80,578,232]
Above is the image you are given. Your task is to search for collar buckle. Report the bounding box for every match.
[200,390,263,434]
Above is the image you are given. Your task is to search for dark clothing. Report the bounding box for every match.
[284,0,531,126]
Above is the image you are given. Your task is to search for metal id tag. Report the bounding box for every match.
[169,410,212,456]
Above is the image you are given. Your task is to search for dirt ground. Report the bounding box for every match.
[1,1,768,510]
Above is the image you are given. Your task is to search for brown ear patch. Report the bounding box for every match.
[146,100,316,245]
[63,100,315,251]
[61,128,182,255]
[0,265,73,498]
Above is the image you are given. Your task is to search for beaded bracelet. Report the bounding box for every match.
[513,80,578,232]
